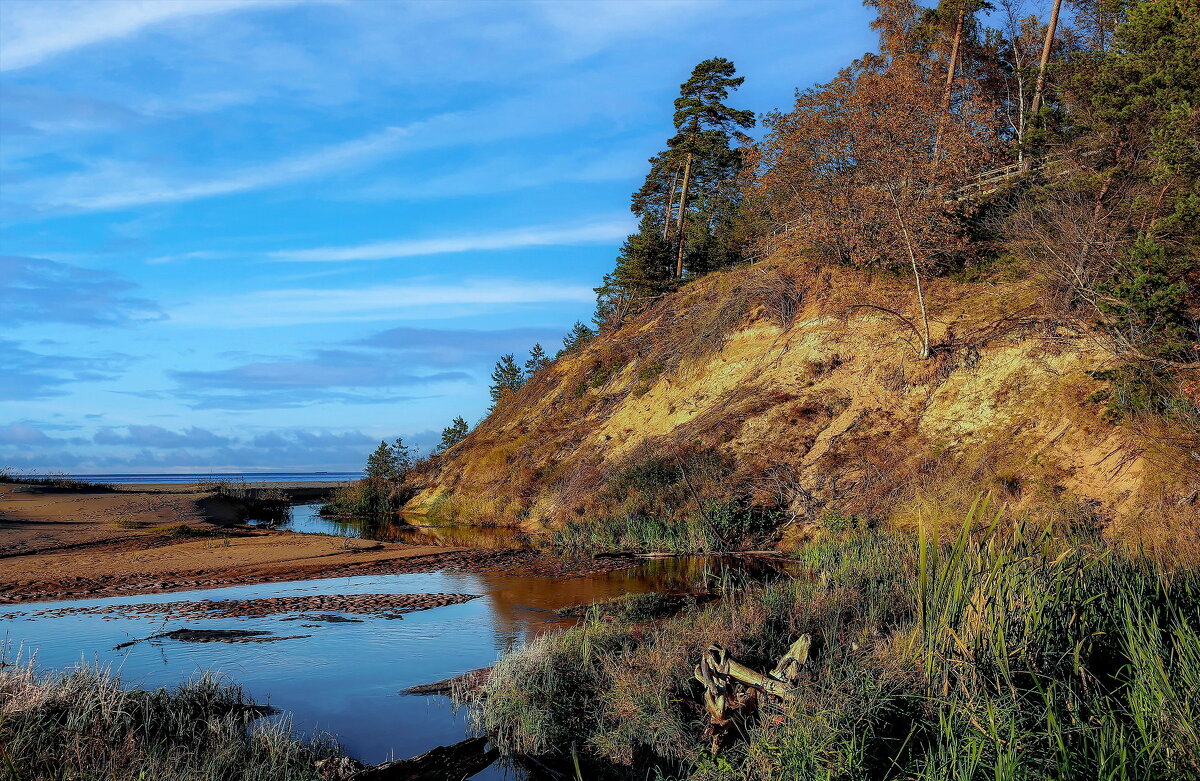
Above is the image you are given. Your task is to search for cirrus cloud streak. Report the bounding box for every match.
[0,0,309,72]
[267,219,631,263]
[169,278,596,327]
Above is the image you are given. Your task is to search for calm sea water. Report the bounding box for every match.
[42,472,364,485]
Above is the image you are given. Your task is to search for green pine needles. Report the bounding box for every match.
[596,57,755,322]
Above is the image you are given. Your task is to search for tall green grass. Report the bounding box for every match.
[549,450,781,555]
[0,663,339,781]
[550,500,779,555]
[469,500,1200,780]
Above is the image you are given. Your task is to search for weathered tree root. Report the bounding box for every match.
[693,635,812,753]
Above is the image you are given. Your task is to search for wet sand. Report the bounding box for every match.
[0,482,635,604]
[0,592,483,622]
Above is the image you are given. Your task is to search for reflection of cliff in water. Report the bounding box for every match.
[276,504,805,652]
[445,556,807,653]
[272,504,532,548]
[363,521,533,548]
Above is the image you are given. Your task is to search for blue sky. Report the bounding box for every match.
[0,0,875,473]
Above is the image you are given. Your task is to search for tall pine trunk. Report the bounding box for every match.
[932,5,966,160]
[1029,0,1063,118]
[663,168,679,241]
[674,152,694,279]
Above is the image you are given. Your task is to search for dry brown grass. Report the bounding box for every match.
[1108,494,1200,568]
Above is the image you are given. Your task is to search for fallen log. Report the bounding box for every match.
[399,667,491,697]
[317,736,498,781]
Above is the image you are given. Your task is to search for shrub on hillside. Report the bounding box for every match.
[320,478,416,520]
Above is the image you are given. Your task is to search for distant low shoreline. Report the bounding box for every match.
[5,471,364,486]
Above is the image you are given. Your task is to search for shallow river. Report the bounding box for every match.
[254,503,535,548]
[3,505,792,778]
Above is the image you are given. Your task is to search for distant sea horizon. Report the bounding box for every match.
[20,471,365,485]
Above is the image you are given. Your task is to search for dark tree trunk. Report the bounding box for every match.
[675,152,694,278]
[1029,0,1063,117]
[932,5,966,159]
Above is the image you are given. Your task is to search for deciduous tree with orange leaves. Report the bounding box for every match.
[749,0,1005,357]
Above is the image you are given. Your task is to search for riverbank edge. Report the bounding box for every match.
[0,482,641,606]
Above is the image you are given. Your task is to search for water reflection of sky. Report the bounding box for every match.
[2,558,772,777]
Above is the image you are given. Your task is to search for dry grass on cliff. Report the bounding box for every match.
[409,256,1196,550]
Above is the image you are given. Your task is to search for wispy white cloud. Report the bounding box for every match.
[143,217,631,267]
[7,84,637,216]
[28,126,409,212]
[4,51,656,219]
[170,278,597,327]
[145,250,227,266]
[268,219,632,262]
[346,142,647,202]
[0,0,302,72]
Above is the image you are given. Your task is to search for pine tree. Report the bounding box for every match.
[364,440,399,481]
[1028,0,1063,119]
[437,416,470,452]
[489,354,524,409]
[594,217,675,322]
[390,437,414,473]
[596,58,754,324]
[995,1,1047,159]
[928,0,990,158]
[556,322,595,358]
[1066,0,1198,364]
[524,344,550,377]
[1067,0,1126,52]
[667,58,755,278]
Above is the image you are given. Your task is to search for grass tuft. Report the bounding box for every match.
[156,523,212,537]
[0,662,340,780]
[113,519,150,530]
[551,500,779,555]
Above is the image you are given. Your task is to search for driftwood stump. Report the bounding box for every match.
[693,636,812,753]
